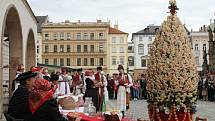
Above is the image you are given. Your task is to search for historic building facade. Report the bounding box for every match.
[131,25,159,79]
[107,25,128,75]
[208,21,215,73]
[36,16,49,64]
[0,0,37,117]
[41,20,109,71]
[190,26,209,72]
[128,42,134,76]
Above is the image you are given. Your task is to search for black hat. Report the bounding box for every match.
[97,66,102,71]
[43,76,51,82]
[16,71,37,82]
[50,74,59,82]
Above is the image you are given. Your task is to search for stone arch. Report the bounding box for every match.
[1,5,23,96]
[25,29,36,71]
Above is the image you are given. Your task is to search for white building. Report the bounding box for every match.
[190,26,209,71]
[131,25,159,79]
[36,16,49,63]
[0,0,37,117]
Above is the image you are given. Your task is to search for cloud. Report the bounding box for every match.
[28,0,215,40]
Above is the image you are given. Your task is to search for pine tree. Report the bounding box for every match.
[147,0,198,109]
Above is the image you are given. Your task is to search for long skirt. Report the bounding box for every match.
[58,81,71,95]
[117,86,126,111]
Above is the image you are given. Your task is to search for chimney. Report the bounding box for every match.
[203,25,206,32]
[114,24,118,29]
[78,20,81,23]
[97,20,102,23]
[65,20,70,23]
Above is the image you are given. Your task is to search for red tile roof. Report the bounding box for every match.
[109,27,128,34]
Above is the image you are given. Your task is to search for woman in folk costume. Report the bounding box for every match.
[58,68,72,95]
[94,67,109,112]
[12,64,25,91]
[28,78,68,121]
[117,65,133,117]
[71,70,83,95]
[42,68,50,77]
[84,70,99,111]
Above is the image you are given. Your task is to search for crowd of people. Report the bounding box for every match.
[198,74,215,101]
[7,64,149,120]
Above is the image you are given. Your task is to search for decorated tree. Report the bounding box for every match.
[147,0,198,121]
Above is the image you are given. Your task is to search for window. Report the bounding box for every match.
[77,33,81,40]
[45,33,49,40]
[128,46,133,51]
[128,56,134,66]
[120,37,124,43]
[60,45,64,52]
[112,57,116,65]
[138,44,144,54]
[141,59,146,67]
[54,45,58,52]
[84,58,88,66]
[54,33,58,40]
[60,58,64,66]
[195,56,200,65]
[139,36,143,41]
[84,45,88,52]
[77,58,81,66]
[77,45,81,53]
[83,33,88,40]
[90,45,94,52]
[120,47,124,53]
[67,45,71,52]
[203,44,206,51]
[120,57,124,65]
[99,44,104,52]
[60,33,64,40]
[53,58,57,65]
[67,33,71,40]
[99,33,104,39]
[45,45,49,53]
[148,44,153,54]
[90,58,94,66]
[90,33,94,40]
[37,45,39,54]
[67,58,70,66]
[112,37,116,43]
[45,59,49,65]
[149,36,152,41]
[99,58,103,66]
[195,44,199,51]
[112,47,117,53]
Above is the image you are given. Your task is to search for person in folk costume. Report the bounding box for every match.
[58,68,72,95]
[8,71,38,120]
[94,67,109,112]
[84,70,99,111]
[113,73,119,99]
[28,78,68,121]
[50,74,60,99]
[117,65,133,117]
[71,69,83,95]
[12,64,25,91]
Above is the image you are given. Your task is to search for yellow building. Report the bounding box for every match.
[107,25,128,75]
[41,20,109,72]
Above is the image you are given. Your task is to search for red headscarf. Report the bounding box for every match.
[29,78,54,114]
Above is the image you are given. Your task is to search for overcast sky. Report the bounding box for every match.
[28,0,215,40]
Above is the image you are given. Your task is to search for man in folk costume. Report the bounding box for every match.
[58,68,72,95]
[71,69,83,95]
[117,65,133,117]
[94,67,108,112]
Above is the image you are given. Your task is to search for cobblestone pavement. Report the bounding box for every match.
[108,99,215,121]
